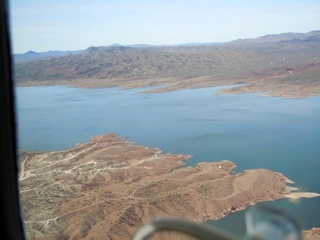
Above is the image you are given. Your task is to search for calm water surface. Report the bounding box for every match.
[15,85,320,234]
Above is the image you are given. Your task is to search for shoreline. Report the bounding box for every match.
[19,133,320,239]
[15,76,320,99]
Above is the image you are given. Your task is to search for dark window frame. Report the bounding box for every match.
[0,0,25,239]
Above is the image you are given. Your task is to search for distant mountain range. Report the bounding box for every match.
[13,30,320,90]
[14,30,320,64]
[13,50,83,63]
[13,43,225,63]
[227,30,320,46]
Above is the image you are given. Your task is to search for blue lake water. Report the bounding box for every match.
[15,85,320,235]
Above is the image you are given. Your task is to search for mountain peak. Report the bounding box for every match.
[25,50,37,55]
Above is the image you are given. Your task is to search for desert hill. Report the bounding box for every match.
[14,30,320,98]
[19,134,319,240]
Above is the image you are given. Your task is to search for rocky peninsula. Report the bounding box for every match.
[19,134,319,239]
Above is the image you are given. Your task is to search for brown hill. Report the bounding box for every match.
[14,31,320,98]
[20,133,317,240]
[14,46,262,81]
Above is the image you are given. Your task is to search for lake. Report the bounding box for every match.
[15,85,320,235]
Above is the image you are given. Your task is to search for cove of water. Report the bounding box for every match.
[15,85,320,234]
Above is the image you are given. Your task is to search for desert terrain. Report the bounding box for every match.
[19,134,319,239]
[14,31,320,98]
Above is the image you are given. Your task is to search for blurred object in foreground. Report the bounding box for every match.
[133,205,301,240]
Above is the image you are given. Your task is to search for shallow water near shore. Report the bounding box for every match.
[15,85,320,233]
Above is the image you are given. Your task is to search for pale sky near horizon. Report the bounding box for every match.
[9,0,320,53]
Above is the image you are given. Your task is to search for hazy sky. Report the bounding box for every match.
[9,0,320,53]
